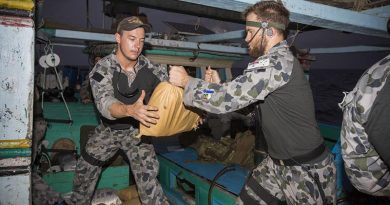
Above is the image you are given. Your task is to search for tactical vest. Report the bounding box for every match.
[101,66,160,130]
[259,57,323,159]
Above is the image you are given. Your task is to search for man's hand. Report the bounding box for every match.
[204,65,221,84]
[127,90,159,127]
[169,65,191,88]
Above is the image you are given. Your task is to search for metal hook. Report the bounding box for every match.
[190,43,201,62]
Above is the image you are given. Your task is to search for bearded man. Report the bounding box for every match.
[169,1,336,204]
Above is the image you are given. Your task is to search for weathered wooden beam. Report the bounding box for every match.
[187,30,245,42]
[40,28,248,54]
[174,0,389,38]
[311,45,390,53]
[41,28,390,54]
[122,0,244,23]
[362,5,390,18]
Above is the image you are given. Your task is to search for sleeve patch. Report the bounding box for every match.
[91,72,104,82]
[244,67,266,74]
[247,58,269,71]
[258,58,270,66]
[202,89,214,100]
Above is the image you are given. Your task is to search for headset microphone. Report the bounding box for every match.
[246,26,263,45]
[246,21,277,45]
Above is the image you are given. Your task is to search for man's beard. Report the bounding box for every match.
[249,37,267,58]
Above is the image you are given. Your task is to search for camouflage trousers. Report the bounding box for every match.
[67,124,169,205]
[32,172,63,205]
[236,153,336,205]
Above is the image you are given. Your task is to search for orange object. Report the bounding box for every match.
[117,185,139,202]
[139,82,201,137]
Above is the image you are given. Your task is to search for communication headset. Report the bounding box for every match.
[245,20,286,48]
[245,0,286,39]
[246,21,286,37]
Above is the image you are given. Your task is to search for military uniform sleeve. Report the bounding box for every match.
[183,53,294,114]
[89,66,121,120]
[144,56,169,81]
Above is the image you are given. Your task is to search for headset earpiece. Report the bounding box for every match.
[260,21,273,37]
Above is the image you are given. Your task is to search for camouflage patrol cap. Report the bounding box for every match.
[117,16,151,33]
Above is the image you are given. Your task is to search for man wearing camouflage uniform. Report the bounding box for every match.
[169,1,336,204]
[339,54,390,196]
[67,16,169,205]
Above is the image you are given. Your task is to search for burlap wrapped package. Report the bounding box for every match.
[139,82,201,137]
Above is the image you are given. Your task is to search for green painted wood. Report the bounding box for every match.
[43,102,99,154]
[318,123,341,149]
[42,102,132,193]
[0,148,31,158]
[158,156,236,205]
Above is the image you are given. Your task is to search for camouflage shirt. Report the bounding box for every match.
[340,54,390,156]
[89,54,168,120]
[339,54,390,195]
[183,40,323,159]
[183,41,294,112]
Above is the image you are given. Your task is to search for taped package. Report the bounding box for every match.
[139,82,201,137]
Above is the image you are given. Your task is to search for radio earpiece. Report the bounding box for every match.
[245,20,285,43]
